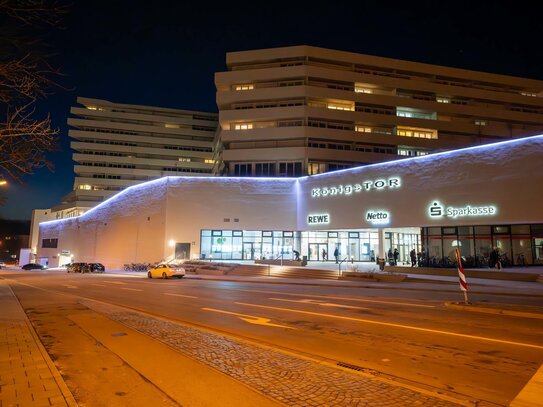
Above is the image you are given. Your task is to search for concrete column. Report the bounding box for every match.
[378,228,386,260]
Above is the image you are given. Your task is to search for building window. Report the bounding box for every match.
[327,101,355,111]
[254,163,275,177]
[78,184,92,190]
[520,92,537,97]
[42,238,58,248]
[233,163,252,176]
[396,126,438,139]
[398,148,429,157]
[204,159,216,164]
[436,97,451,103]
[355,126,372,133]
[354,84,373,94]
[308,162,326,175]
[475,120,487,126]
[234,123,253,130]
[396,107,436,120]
[278,162,302,177]
[234,84,255,91]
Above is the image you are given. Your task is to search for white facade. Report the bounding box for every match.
[38,135,543,269]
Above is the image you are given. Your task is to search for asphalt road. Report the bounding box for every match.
[4,269,543,406]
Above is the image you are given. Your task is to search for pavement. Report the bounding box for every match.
[0,278,77,407]
[1,266,543,406]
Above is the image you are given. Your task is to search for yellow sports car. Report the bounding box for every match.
[147,264,186,279]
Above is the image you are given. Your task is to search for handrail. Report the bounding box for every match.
[338,257,349,278]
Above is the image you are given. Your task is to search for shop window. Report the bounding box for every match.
[458,226,473,235]
[233,231,243,236]
[442,227,457,235]
[212,230,222,236]
[283,231,293,237]
[328,232,338,238]
[426,227,441,236]
[262,231,272,237]
[512,225,530,234]
[474,226,491,234]
[41,238,58,248]
[349,232,359,238]
[493,226,510,234]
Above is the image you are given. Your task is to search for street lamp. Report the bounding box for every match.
[0,180,7,186]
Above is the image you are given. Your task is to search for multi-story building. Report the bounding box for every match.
[59,97,218,213]
[214,45,543,176]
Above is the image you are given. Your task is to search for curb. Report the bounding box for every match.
[444,302,543,320]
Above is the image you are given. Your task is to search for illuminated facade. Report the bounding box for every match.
[37,135,543,269]
[214,45,543,176]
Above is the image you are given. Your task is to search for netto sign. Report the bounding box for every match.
[311,177,401,198]
[365,210,390,225]
[429,201,497,219]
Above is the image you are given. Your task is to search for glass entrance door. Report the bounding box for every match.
[243,242,255,260]
[308,243,328,261]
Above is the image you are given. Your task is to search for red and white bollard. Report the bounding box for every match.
[454,248,470,304]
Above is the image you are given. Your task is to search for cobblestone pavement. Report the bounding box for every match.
[81,300,465,407]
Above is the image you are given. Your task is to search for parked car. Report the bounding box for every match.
[66,262,87,273]
[147,264,185,279]
[21,263,47,270]
[82,263,105,273]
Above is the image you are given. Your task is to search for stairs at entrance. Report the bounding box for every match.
[227,264,340,280]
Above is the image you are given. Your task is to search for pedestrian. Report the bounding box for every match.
[388,248,394,265]
[334,247,339,263]
[370,249,376,262]
[489,248,501,270]
[293,250,300,261]
[322,248,327,261]
[393,248,399,265]
[410,249,417,267]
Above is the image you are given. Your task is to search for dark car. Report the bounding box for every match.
[66,262,87,273]
[82,263,105,273]
[21,263,47,270]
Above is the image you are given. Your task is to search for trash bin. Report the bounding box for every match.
[377,257,385,271]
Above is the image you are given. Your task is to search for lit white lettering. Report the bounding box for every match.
[429,201,497,219]
[311,177,401,199]
[307,214,330,224]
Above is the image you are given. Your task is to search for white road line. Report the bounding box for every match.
[202,307,294,329]
[270,297,370,310]
[62,284,77,289]
[91,284,107,287]
[120,287,142,292]
[235,302,543,350]
[230,288,435,308]
[104,281,126,285]
[164,293,198,299]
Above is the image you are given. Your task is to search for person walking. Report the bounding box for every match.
[388,248,394,266]
[322,248,327,261]
[393,248,399,265]
[410,249,417,267]
[334,247,339,263]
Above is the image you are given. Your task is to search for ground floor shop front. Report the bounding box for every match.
[199,223,543,267]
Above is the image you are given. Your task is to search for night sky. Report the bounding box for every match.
[1,0,541,220]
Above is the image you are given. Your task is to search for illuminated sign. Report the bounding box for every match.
[311,177,401,198]
[429,201,497,219]
[307,214,330,225]
[365,210,390,225]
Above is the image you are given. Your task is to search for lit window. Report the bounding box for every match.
[396,126,438,139]
[234,123,254,130]
[475,120,486,126]
[436,97,450,103]
[327,102,354,111]
[235,84,255,91]
[165,123,180,129]
[86,106,105,111]
[355,126,372,133]
[520,92,537,97]
[204,159,216,164]
[178,158,191,162]
[355,87,373,94]
[78,184,92,190]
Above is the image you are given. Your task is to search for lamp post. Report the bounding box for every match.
[0,180,7,186]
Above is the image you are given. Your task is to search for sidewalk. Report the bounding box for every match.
[0,278,77,407]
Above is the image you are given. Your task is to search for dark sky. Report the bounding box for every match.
[1,0,541,220]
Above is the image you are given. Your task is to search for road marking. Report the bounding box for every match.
[230,288,435,308]
[202,307,295,329]
[120,287,142,292]
[105,281,126,285]
[270,297,370,310]
[164,293,198,299]
[62,284,77,289]
[91,284,107,287]
[235,302,543,350]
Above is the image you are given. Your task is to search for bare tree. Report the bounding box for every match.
[0,0,68,184]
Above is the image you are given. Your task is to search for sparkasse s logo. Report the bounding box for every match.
[429,201,443,217]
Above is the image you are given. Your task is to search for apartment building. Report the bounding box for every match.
[59,97,218,213]
[214,45,543,177]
